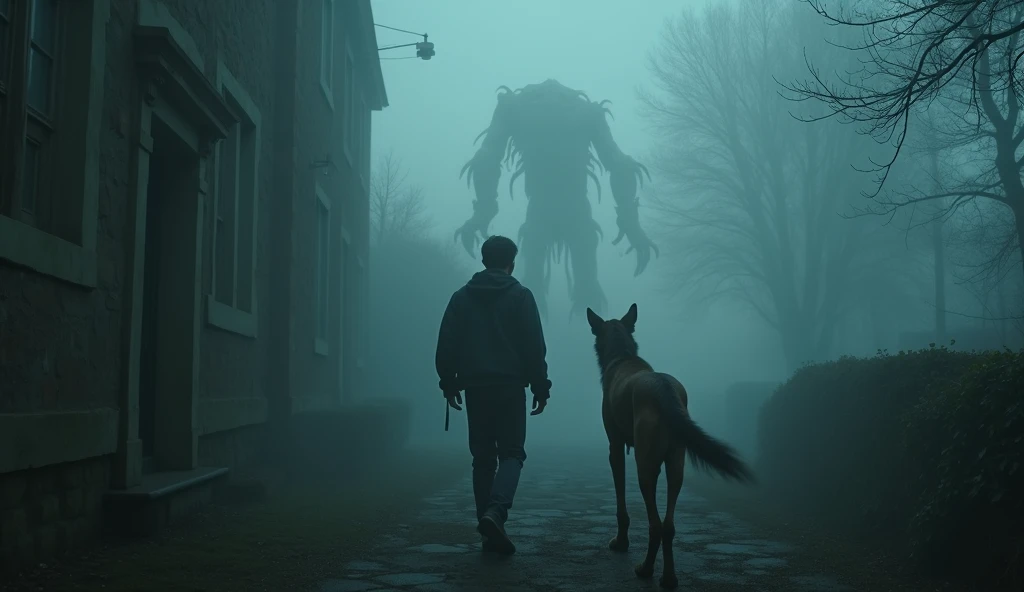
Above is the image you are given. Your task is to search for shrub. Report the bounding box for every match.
[757,348,977,534]
[903,349,1024,584]
[757,346,1024,588]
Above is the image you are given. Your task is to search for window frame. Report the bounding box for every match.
[207,57,262,338]
[342,40,355,165]
[318,0,334,110]
[0,0,11,85]
[4,0,60,232]
[358,93,370,190]
[313,184,331,356]
[338,226,354,399]
[0,0,106,289]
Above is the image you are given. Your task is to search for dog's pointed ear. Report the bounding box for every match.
[586,307,604,333]
[621,303,638,330]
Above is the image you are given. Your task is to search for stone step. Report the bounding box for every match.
[102,466,228,537]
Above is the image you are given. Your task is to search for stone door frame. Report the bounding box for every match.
[112,12,236,489]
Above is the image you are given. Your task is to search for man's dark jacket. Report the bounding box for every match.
[435,268,552,399]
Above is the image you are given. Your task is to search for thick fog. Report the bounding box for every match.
[366,0,1024,454]
[6,2,1023,590]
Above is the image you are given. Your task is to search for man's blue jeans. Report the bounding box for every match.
[465,387,527,524]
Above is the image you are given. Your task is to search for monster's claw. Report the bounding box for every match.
[611,229,626,246]
[634,256,648,277]
[455,222,484,257]
[624,233,656,277]
[638,162,651,182]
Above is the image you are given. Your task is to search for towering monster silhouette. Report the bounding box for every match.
[455,79,658,318]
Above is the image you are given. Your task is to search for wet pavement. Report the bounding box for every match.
[317,450,858,592]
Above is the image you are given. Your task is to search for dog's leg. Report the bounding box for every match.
[607,441,630,552]
[658,448,684,589]
[633,455,662,580]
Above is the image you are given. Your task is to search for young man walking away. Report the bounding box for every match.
[435,235,552,555]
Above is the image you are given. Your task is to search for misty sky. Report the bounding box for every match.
[369,0,789,438]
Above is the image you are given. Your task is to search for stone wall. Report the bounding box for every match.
[197,424,268,470]
[0,0,127,575]
[0,457,109,574]
[147,0,278,424]
[285,0,347,403]
[1,0,383,576]
[0,2,125,416]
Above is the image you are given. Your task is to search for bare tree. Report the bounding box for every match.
[370,150,432,245]
[788,0,1024,283]
[366,154,469,438]
[886,108,1024,336]
[640,0,924,372]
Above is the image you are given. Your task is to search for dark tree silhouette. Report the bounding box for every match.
[367,149,468,440]
[787,0,1024,282]
[641,0,924,372]
[370,150,431,245]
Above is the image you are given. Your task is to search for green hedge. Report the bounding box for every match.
[757,347,1024,587]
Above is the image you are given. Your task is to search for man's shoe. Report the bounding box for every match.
[477,512,515,555]
[480,536,501,553]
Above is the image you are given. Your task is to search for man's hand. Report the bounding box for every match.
[531,395,547,416]
[445,392,463,411]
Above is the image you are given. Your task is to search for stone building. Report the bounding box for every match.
[0,0,385,571]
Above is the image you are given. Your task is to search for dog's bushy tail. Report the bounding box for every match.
[653,374,755,483]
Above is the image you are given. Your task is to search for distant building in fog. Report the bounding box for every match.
[0,0,385,570]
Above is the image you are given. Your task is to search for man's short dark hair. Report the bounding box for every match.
[481,235,518,269]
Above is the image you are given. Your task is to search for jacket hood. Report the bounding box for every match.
[465,269,520,299]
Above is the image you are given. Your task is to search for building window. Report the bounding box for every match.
[319,0,334,107]
[0,0,105,288]
[1,0,59,233]
[314,184,331,356]
[342,43,355,161]
[359,95,370,185]
[0,1,10,84]
[340,231,355,398]
[208,61,261,337]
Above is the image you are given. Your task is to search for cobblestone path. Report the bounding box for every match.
[318,450,858,592]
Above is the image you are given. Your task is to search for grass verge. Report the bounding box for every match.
[3,450,468,592]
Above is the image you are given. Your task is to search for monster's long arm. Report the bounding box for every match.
[590,109,659,276]
[455,93,514,255]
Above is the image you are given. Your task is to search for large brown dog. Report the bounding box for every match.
[587,303,754,589]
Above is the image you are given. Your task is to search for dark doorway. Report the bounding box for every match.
[138,117,192,470]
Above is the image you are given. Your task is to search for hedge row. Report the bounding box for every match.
[757,347,1023,589]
